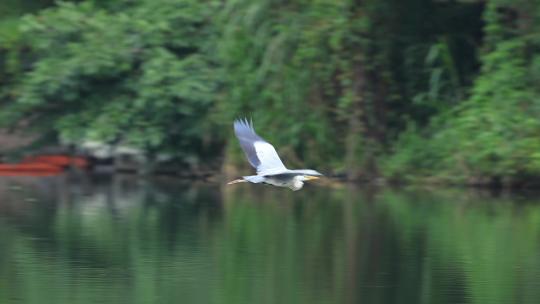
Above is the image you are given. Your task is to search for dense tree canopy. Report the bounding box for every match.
[1,0,222,168]
[384,0,540,185]
[0,0,539,184]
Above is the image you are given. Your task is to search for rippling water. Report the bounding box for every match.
[1,175,540,304]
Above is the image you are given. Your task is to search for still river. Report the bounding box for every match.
[1,175,539,304]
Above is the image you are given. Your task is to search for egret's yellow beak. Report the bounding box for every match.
[304,176,320,181]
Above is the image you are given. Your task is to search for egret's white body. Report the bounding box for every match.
[228,119,322,191]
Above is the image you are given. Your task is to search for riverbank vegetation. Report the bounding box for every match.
[1,0,539,186]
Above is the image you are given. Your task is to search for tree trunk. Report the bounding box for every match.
[345,62,367,181]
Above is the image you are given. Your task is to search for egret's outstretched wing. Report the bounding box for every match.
[233,119,287,174]
[282,169,323,176]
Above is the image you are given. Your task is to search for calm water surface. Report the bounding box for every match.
[1,175,540,304]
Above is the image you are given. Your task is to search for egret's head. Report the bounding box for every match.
[289,174,321,191]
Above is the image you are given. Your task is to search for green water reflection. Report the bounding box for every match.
[1,176,540,304]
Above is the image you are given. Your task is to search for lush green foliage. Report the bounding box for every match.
[217,0,483,178]
[1,0,539,182]
[383,0,540,185]
[1,0,221,167]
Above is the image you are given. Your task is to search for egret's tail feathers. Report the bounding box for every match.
[227,178,246,185]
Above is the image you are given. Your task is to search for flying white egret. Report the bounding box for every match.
[227,119,322,191]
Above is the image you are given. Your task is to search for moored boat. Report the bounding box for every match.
[0,155,89,176]
[0,162,63,175]
[22,155,88,169]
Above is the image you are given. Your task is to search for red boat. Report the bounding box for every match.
[22,155,88,169]
[0,155,89,176]
[0,162,63,175]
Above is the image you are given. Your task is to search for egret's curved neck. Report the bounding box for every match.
[289,176,304,191]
